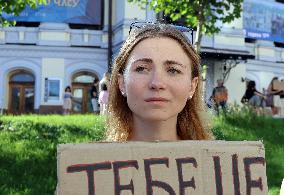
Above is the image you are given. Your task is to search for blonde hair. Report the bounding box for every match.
[106,23,212,141]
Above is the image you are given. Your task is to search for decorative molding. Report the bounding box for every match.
[0,45,108,60]
[219,27,244,36]
[246,60,284,74]
[1,24,105,47]
[65,61,107,87]
[39,22,69,30]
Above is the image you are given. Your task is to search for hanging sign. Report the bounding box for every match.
[3,0,102,25]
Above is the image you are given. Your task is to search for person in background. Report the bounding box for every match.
[63,86,73,115]
[267,77,283,118]
[241,80,266,114]
[106,23,212,141]
[98,83,109,115]
[279,79,284,118]
[90,78,100,114]
[212,79,228,115]
[99,72,111,92]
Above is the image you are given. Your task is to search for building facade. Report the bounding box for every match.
[0,0,284,114]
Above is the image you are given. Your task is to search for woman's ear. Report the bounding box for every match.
[188,77,198,98]
[118,74,126,95]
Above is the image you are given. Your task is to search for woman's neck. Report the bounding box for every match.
[129,116,180,141]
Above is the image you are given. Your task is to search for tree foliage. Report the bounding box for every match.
[0,0,46,26]
[128,0,243,53]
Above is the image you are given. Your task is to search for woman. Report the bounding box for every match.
[280,79,284,118]
[267,77,283,117]
[63,86,73,115]
[98,83,109,115]
[99,72,111,92]
[106,23,212,141]
[90,78,100,114]
[242,80,266,107]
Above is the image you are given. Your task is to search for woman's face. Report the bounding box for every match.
[118,37,198,122]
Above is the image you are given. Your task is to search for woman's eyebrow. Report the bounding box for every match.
[131,58,185,68]
[132,58,153,64]
[164,60,185,67]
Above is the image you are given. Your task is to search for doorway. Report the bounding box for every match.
[8,71,35,114]
[72,72,98,114]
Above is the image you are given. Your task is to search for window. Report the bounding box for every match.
[72,71,97,83]
[10,72,35,82]
[44,78,60,101]
[73,75,95,83]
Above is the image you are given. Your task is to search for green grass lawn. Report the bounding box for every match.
[0,115,106,195]
[0,109,283,194]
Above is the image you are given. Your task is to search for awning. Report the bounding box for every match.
[200,47,255,60]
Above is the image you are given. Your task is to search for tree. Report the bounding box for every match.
[128,0,243,53]
[0,0,46,26]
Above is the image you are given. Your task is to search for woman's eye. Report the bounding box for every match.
[135,66,148,72]
[168,67,181,74]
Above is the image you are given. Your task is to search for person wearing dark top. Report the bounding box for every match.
[241,80,266,107]
[90,78,100,114]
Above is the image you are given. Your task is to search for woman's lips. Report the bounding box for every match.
[144,97,169,102]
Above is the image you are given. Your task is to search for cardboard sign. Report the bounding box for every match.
[273,80,284,91]
[56,141,268,195]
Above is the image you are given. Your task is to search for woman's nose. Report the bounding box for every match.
[148,70,166,90]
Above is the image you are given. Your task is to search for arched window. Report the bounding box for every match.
[72,71,97,83]
[10,71,35,82]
